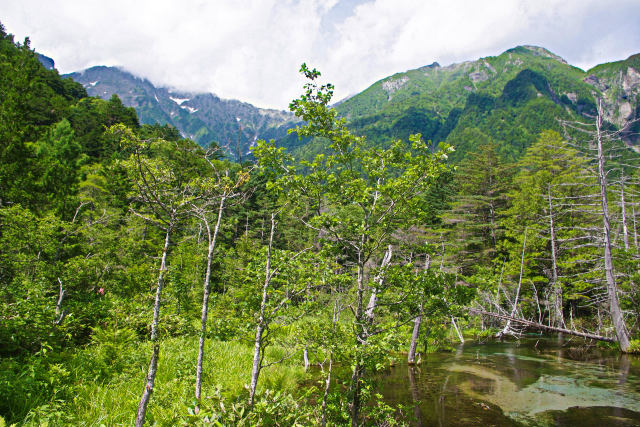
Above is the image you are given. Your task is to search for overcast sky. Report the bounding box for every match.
[3,0,640,110]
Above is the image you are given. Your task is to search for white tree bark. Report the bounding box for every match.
[365,245,393,324]
[498,227,527,337]
[451,316,464,343]
[408,254,430,364]
[303,346,309,371]
[136,223,173,427]
[349,252,366,427]
[547,185,564,327]
[54,278,66,325]
[195,196,225,411]
[408,307,422,365]
[595,105,631,352]
[249,213,276,405]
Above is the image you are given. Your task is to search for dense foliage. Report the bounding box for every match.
[1,24,639,426]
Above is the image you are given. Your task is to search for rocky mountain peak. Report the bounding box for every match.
[507,45,568,64]
[65,66,297,159]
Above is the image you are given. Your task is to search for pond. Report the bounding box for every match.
[375,335,640,426]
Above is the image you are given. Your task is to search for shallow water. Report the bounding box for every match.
[375,335,640,426]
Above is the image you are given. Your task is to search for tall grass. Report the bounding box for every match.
[10,337,307,426]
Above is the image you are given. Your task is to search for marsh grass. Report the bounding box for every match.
[11,337,307,426]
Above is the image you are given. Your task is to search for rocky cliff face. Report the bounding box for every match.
[587,54,640,137]
[65,66,297,159]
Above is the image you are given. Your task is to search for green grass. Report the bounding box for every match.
[14,337,307,426]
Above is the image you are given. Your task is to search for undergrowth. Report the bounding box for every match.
[2,337,307,426]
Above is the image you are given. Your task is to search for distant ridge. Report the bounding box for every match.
[65,45,639,163]
[65,66,297,160]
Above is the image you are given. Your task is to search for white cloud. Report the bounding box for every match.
[2,0,639,109]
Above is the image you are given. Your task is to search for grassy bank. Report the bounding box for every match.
[3,337,308,426]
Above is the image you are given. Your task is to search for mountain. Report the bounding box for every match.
[36,53,54,70]
[65,66,297,160]
[587,54,640,139]
[64,47,640,163]
[286,46,639,162]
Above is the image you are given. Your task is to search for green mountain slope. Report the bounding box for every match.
[338,46,588,119]
[288,46,639,162]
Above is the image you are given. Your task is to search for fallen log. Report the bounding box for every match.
[468,308,616,343]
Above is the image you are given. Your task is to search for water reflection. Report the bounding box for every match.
[376,337,640,426]
[406,366,424,425]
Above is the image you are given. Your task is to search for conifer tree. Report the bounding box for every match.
[444,143,513,276]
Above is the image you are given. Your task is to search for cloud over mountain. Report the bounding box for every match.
[3,0,639,109]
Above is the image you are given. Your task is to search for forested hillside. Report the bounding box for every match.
[285,46,640,163]
[1,23,639,426]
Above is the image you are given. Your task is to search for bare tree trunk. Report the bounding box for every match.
[365,245,393,324]
[499,227,527,337]
[321,300,339,427]
[494,258,506,312]
[54,278,66,325]
[303,346,309,371]
[349,250,366,427]
[136,224,172,427]
[451,317,464,343]
[409,257,430,364]
[548,185,565,327]
[249,212,276,405]
[532,281,543,324]
[249,324,265,406]
[597,307,603,335]
[620,174,630,250]
[408,308,422,365]
[408,254,430,365]
[470,309,616,342]
[195,196,226,411]
[595,105,631,352]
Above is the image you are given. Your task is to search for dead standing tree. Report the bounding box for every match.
[497,227,528,337]
[560,102,634,352]
[407,252,430,365]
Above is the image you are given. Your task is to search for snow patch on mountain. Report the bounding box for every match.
[169,96,190,105]
[181,105,198,114]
